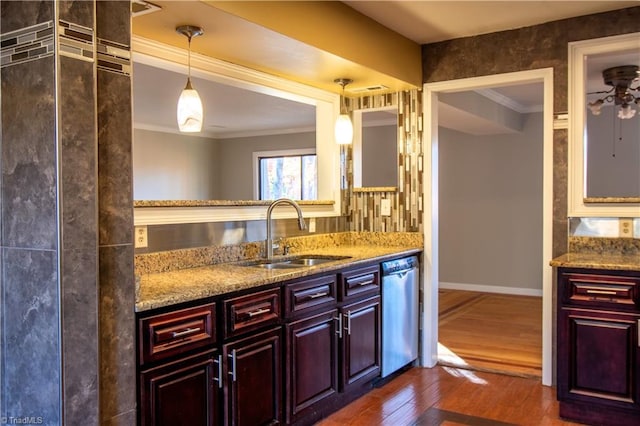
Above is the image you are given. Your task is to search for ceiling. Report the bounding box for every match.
[343,1,638,45]
[132,1,637,137]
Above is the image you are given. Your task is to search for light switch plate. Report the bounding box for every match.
[381,199,391,216]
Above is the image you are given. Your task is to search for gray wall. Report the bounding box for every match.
[217,131,315,200]
[133,128,221,200]
[586,106,640,198]
[439,113,543,291]
[361,124,397,187]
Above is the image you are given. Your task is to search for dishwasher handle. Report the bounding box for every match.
[382,256,419,276]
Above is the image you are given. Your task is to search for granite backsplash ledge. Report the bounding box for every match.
[569,236,640,255]
[134,231,423,275]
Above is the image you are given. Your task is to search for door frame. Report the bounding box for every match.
[421,68,554,386]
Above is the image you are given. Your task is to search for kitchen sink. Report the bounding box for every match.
[239,255,351,269]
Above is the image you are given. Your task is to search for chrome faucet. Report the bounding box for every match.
[265,198,307,259]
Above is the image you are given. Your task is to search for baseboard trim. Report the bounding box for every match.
[439,282,543,297]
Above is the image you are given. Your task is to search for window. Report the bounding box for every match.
[255,150,317,200]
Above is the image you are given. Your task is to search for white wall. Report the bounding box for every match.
[361,125,397,187]
[439,112,543,292]
[217,132,316,199]
[586,105,640,198]
[133,129,220,200]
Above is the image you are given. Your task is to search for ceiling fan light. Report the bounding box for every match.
[177,80,203,132]
[588,99,604,115]
[617,104,636,119]
[334,113,353,145]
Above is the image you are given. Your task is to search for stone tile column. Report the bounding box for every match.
[1,1,135,424]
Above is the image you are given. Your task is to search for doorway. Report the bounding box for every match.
[420,69,554,386]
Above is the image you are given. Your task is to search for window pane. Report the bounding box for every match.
[260,155,315,200]
[302,155,317,200]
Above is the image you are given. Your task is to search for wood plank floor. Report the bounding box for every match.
[317,366,579,426]
[318,290,551,425]
[438,289,542,378]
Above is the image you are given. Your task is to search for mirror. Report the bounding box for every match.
[568,32,640,217]
[584,49,640,199]
[352,106,398,189]
[133,60,317,201]
[131,36,341,224]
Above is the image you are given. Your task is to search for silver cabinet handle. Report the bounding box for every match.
[586,289,617,295]
[228,350,237,382]
[345,311,351,335]
[308,292,328,299]
[334,314,343,339]
[247,307,270,317]
[213,354,223,389]
[171,327,200,338]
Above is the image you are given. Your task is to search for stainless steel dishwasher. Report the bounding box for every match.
[381,256,419,378]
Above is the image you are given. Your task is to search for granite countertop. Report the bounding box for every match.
[136,245,422,312]
[550,252,640,271]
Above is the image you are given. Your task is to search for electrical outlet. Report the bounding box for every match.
[381,199,391,216]
[135,225,148,248]
[619,218,633,238]
[308,217,316,233]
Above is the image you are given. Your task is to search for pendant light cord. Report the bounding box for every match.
[187,35,192,82]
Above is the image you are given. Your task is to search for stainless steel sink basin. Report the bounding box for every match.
[250,261,302,270]
[240,255,351,269]
[288,257,342,266]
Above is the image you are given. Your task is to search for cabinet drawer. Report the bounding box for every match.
[139,303,216,365]
[561,272,640,310]
[284,275,337,317]
[223,288,281,338]
[340,264,380,301]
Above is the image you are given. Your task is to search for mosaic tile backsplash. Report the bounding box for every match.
[344,89,424,233]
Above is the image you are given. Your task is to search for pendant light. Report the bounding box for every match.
[176,25,204,133]
[334,78,353,145]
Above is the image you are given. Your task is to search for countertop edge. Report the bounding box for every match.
[136,246,423,313]
[550,253,640,271]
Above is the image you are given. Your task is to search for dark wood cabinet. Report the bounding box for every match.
[140,350,220,426]
[283,265,382,424]
[557,267,640,426]
[340,296,381,392]
[138,258,402,426]
[223,327,283,426]
[285,309,339,424]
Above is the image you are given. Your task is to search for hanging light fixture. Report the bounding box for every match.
[176,25,204,132]
[334,78,353,145]
[587,65,639,119]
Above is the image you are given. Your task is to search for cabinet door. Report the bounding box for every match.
[285,309,339,423]
[224,327,282,426]
[558,308,640,412]
[340,296,381,392]
[140,350,220,426]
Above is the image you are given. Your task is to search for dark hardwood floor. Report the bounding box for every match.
[316,366,579,425]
